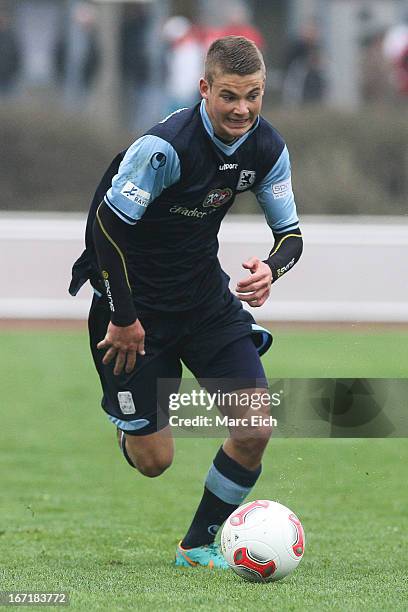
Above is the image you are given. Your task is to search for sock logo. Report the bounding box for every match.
[207,524,220,536]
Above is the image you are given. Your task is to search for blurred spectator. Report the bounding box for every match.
[15,0,61,87]
[217,0,264,48]
[284,21,319,70]
[162,16,203,113]
[120,4,151,130]
[54,2,100,96]
[360,29,392,103]
[0,9,21,95]
[282,21,326,106]
[383,21,408,97]
[394,44,408,96]
[203,0,264,50]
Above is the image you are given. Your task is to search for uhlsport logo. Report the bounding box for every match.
[150,152,167,170]
[219,163,238,171]
[203,188,233,208]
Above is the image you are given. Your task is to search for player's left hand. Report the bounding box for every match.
[235,257,272,308]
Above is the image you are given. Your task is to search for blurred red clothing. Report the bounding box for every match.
[203,25,264,51]
[394,44,408,95]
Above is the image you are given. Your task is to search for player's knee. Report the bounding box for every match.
[251,406,274,446]
[136,455,173,478]
[126,443,174,478]
[121,430,174,477]
[255,422,274,445]
[232,429,272,462]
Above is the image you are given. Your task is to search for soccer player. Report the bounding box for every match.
[70,36,303,568]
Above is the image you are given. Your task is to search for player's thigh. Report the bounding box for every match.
[88,295,183,437]
[189,334,269,402]
[188,335,272,442]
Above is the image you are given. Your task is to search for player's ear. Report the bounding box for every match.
[199,78,209,99]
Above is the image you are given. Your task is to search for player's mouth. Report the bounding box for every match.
[226,117,251,128]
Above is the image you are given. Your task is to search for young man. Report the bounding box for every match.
[70,36,303,568]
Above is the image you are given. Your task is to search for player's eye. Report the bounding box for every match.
[221,95,234,102]
[248,93,260,101]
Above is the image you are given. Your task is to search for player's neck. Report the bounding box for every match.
[215,134,238,145]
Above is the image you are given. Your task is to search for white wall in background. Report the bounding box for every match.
[2,213,407,322]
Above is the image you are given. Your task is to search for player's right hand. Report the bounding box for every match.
[97,319,145,376]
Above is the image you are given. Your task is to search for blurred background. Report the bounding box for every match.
[1,0,407,322]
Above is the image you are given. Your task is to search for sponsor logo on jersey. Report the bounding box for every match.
[219,163,238,171]
[203,188,233,208]
[272,177,292,199]
[150,152,167,170]
[169,206,207,218]
[236,170,256,190]
[120,181,150,207]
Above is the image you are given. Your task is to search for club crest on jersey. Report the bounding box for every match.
[236,170,256,191]
[203,188,233,208]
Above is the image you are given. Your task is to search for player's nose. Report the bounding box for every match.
[233,99,249,116]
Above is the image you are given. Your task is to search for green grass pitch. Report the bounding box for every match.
[1,329,407,611]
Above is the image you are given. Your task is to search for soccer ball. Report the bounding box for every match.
[220,499,305,582]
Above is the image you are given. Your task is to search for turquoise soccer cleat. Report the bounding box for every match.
[175,541,229,569]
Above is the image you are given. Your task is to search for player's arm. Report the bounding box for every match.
[93,202,145,375]
[94,135,181,374]
[236,145,303,307]
[264,227,303,282]
[94,201,137,327]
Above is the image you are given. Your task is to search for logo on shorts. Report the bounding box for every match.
[118,391,136,415]
[236,170,256,191]
[203,188,233,208]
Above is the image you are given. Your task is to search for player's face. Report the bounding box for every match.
[200,70,265,142]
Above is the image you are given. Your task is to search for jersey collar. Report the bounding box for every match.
[199,99,260,156]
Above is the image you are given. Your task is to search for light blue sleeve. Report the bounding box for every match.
[252,146,299,232]
[104,135,181,224]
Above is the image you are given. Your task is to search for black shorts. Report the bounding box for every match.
[88,291,270,436]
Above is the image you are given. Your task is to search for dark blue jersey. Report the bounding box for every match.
[70,102,299,312]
